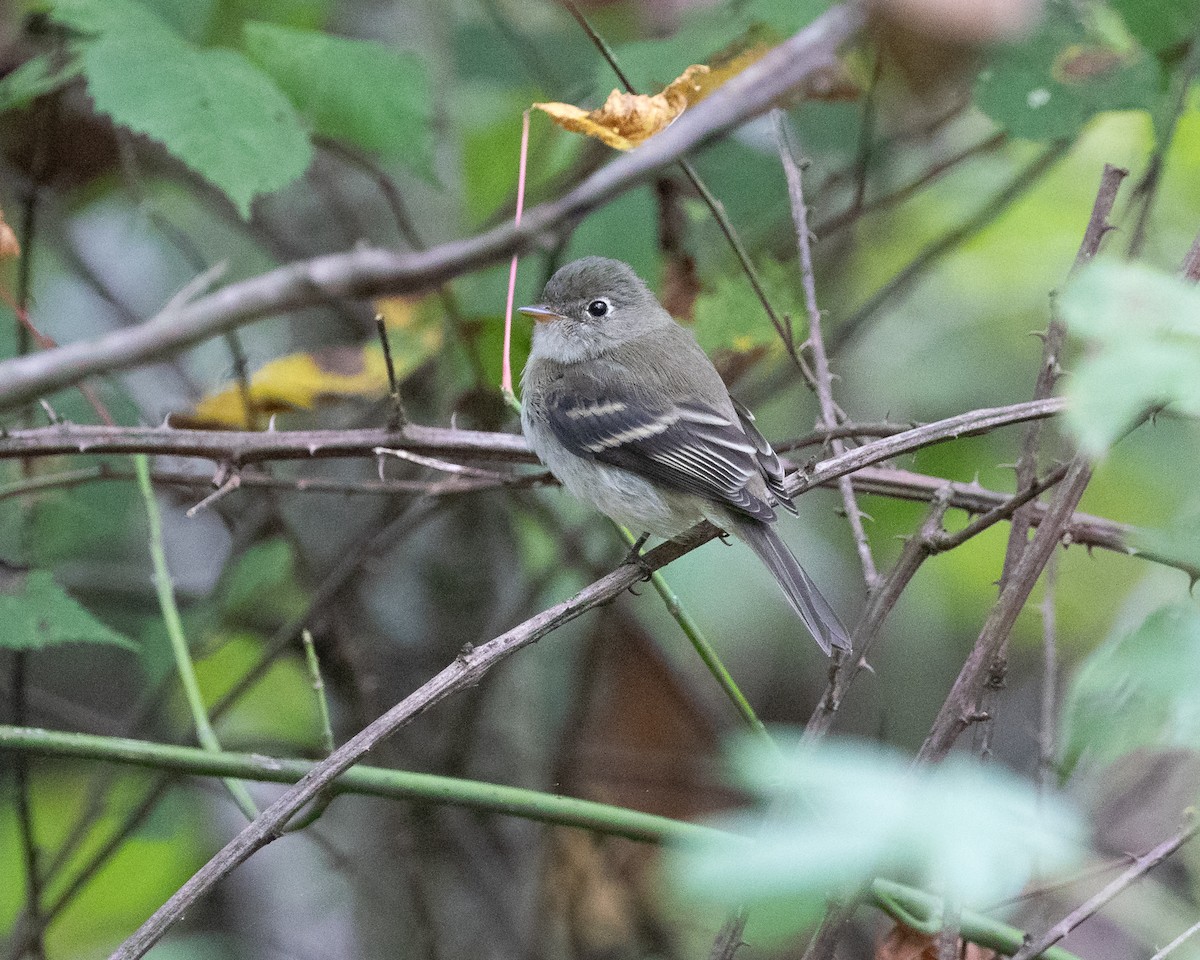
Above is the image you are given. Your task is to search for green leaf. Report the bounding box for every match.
[0,568,135,651]
[668,737,1083,942]
[0,54,84,113]
[974,3,1162,140]
[46,0,313,217]
[1060,605,1200,777]
[1059,262,1200,455]
[219,538,307,624]
[1111,0,1200,53]
[43,0,179,37]
[242,21,433,176]
[692,258,800,356]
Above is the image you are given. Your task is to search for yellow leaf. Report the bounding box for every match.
[179,346,391,429]
[690,42,773,103]
[375,296,418,329]
[533,64,711,151]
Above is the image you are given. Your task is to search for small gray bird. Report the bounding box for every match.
[519,256,850,654]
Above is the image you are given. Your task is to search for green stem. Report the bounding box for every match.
[132,454,258,820]
[0,724,720,845]
[300,629,335,755]
[617,526,770,741]
[0,724,1084,960]
[870,878,1083,960]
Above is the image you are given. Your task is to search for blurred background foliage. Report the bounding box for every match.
[1,0,1200,957]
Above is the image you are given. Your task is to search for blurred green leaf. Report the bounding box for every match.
[46,0,313,217]
[974,3,1162,140]
[1059,262,1200,455]
[692,258,799,355]
[242,21,433,176]
[1110,0,1200,53]
[0,568,135,650]
[43,0,174,36]
[144,0,217,41]
[0,54,84,113]
[668,737,1083,942]
[194,631,322,747]
[219,538,306,625]
[1060,604,1200,776]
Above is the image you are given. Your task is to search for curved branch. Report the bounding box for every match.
[0,3,866,415]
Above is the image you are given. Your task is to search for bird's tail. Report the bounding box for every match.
[729,517,851,655]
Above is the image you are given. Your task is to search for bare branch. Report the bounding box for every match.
[917,456,1092,762]
[775,110,878,589]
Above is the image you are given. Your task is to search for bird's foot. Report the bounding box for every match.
[622,531,654,585]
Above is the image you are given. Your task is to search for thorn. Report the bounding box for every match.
[267,414,278,432]
[186,472,241,518]
[38,399,63,425]
[377,453,387,483]
[857,655,874,674]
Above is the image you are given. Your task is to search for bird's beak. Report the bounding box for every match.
[518,304,566,324]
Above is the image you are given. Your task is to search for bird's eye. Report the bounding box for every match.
[586,299,610,318]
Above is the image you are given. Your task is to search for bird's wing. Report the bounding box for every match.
[731,397,796,515]
[541,368,776,522]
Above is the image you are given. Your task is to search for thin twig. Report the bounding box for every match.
[1150,916,1200,960]
[830,140,1069,354]
[1012,819,1200,960]
[0,724,721,846]
[375,313,407,429]
[804,488,954,741]
[1125,34,1200,258]
[813,131,1008,238]
[1182,230,1200,282]
[1038,550,1059,795]
[775,109,878,590]
[301,629,335,755]
[974,163,1124,765]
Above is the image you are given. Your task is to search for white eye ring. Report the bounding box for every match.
[586,298,611,318]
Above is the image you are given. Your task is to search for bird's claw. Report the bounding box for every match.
[623,531,654,586]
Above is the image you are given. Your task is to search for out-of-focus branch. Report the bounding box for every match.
[0,3,866,414]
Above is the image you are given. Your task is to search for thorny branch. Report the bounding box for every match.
[775,110,878,590]
[919,165,1125,765]
[972,163,1125,763]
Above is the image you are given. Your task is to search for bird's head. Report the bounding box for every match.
[520,257,672,361]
